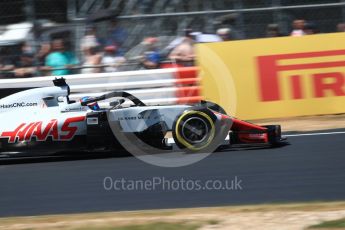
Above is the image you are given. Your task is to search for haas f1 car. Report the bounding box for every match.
[0,79,284,157]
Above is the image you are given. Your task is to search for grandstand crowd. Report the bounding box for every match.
[1,17,345,78]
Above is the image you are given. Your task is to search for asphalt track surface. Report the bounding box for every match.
[1,131,345,217]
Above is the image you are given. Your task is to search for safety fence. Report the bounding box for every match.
[2,1,345,68]
[0,67,201,106]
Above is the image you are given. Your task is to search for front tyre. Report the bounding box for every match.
[195,100,227,115]
[172,108,218,153]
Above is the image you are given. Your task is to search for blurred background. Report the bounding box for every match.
[0,0,344,77]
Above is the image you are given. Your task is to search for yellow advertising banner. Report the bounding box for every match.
[198,33,345,120]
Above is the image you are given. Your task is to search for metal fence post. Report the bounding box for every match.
[342,0,345,24]
[24,0,40,76]
[234,0,246,38]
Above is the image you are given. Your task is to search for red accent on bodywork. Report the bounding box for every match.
[60,116,85,140]
[1,116,86,143]
[1,123,26,143]
[25,122,40,141]
[231,118,269,143]
[33,120,57,141]
[17,122,35,141]
[238,133,268,143]
[212,111,231,120]
[231,118,267,131]
[49,120,59,140]
[213,112,269,143]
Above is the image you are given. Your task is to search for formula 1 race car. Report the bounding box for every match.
[0,78,285,157]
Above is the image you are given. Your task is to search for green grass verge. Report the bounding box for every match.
[75,222,200,230]
[308,218,345,228]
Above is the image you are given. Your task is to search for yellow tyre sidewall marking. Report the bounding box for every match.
[175,111,216,151]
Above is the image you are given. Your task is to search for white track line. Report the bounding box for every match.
[167,131,345,143]
[285,131,345,137]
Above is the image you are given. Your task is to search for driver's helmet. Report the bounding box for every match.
[80,96,100,111]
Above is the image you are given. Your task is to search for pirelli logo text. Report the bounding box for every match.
[0,102,38,109]
[257,50,345,101]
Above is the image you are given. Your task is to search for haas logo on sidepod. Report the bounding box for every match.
[0,116,85,143]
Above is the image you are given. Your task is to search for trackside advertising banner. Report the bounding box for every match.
[198,33,345,120]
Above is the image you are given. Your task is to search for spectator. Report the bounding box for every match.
[0,47,15,78]
[304,22,318,35]
[44,39,78,76]
[81,44,102,74]
[266,24,284,37]
[337,23,345,32]
[14,51,36,78]
[215,13,244,40]
[0,57,14,78]
[105,18,128,53]
[36,42,51,66]
[217,28,231,41]
[81,26,100,52]
[168,29,195,66]
[101,45,126,73]
[141,37,161,69]
[290,19,305,37]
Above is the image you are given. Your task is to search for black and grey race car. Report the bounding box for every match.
[0,78,284,157]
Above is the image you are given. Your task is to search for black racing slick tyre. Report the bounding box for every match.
[172,108,221,153]
[196,100,227,115]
